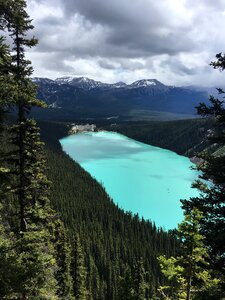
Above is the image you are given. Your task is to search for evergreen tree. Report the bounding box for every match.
[0,25,15,184]
[118,266,134,300]
[86,254,105,300]
[181,53,225,288]
[118,259,148,300]
[42,121,177,300]
[52,219,74,299]
[0,208,17,297]
[158,208,219,300]
[0,9,18,298]
[0,0,74,298]
[132,258,147,300]
[71,233,88,299]
[0,0,180,299]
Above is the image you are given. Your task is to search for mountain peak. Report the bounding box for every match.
[32,77,55,84]
[36,76,167,91]
[55,76,75,84]
[112,81,127,88]
[55,76,105,89]
[130,79,163,88]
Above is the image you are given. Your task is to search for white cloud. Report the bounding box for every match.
[24,0,225,86]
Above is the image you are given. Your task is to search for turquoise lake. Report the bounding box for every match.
[60,131,199,229]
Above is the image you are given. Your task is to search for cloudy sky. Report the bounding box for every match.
[26,0,225,86]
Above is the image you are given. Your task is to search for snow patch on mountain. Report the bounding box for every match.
[130,79,161,88]
[32,76,166,91]
[112,82,127,88]
[32,77,55,84]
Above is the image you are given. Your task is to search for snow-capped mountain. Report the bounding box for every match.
[111,81,127,88]
[52,76,168,91]
[32,76,209,119]
[33,76,170,91]
[130,79,159,88]
[55,76,111,90]
[32,77,55,85]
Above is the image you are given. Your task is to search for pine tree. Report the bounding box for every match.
[0,208,17,296]
[181,53,225,287]
[5,0,42,234]
[86,254,101,300]
[0,0,73,298]
[118,266,134,300]
[0,13,18,298]
[132,258,147,300]
[158,208,219,300]
[52,219,74,299]
[71,233,88,299]
[0,27,15,184]
[118,259,148,300]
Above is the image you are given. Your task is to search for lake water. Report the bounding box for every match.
[60,131,199,229]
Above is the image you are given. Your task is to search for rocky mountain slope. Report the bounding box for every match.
[33,77,208,120]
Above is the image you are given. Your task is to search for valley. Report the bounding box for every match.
[37,116,221,298]
[1,1,224,298]
[60,131,199,229]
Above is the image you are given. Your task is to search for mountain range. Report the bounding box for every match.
[32,76,209,121]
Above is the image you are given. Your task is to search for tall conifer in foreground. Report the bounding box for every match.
[158,209,219,300]
[0,0,58,297]
[0,0,73,298]
[0,10,15,185]
[0,32,18,298]
[181,54,225,293]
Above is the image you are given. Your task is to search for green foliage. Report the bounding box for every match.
[158,209,219,300]
[51,219,74,299]
[210,52,225,71]
[11,231,58,298]
[38,120,177,299]
[0,1,73,298]
[181,54,225,294]
[0,211,17,297]
[118,260,148,300]
[105,118,213,157]
[71,234,88,299]
[133,258,148,300]
[118,266,134,300]
[3,1,222,299]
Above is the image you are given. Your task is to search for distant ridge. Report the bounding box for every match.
[32,76,209,120]
[33,76,168,90]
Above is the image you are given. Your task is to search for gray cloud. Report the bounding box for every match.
[25,0,225,86]
[160,56,203,76]
[98,60,118,70]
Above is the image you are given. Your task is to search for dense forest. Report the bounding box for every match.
[0,1,177,298]
[38,106,225,299]
[0,0,225,299]
[39,120,178,299]
[103,118,213,157]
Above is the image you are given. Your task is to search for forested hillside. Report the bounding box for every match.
[39,114,225,299]
[0,1,178,298]
[39,120,177,299]
[1,0,224,298]
[40,117,212,156]
[32,76,208,120]
[104,118,213,157]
